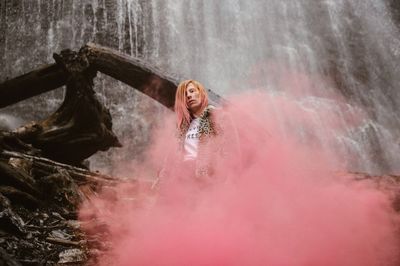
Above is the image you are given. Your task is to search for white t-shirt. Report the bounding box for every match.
[183,118,201,161]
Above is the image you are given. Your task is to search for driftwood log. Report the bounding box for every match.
[13,49,122,166]
[0,43,221,109]
[0,64,67,109]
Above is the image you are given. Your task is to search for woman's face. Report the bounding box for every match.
[186,83,201,115]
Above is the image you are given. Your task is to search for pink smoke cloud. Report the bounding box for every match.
[80,89,400,266]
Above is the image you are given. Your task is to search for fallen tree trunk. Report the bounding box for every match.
[0,43,221,110]
[0,150,120,187]
[82,42,221,108]
[0,149,122,209]
[0,64,67,108]
[82,43,179,109]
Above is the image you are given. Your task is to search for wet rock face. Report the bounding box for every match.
[0,0,152,81]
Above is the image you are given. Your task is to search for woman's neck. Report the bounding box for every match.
[191,106,206,118]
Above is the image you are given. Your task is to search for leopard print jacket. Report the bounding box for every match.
[177,105,218,146]
[177,105,221,178]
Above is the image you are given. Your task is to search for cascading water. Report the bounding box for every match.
[1,0,399,175]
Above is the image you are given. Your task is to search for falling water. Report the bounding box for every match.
[0,0,399,175]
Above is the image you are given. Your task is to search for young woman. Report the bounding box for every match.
[155,79,240,189]
[175,79,216,168]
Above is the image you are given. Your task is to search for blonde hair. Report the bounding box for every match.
[174,79,209,130]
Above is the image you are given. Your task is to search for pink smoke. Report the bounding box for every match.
[80,90,400,266]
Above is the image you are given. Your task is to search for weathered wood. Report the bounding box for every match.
[0,186,41,209]
[0,131,41,155]
[0,193,26,235]
[0,161,40,197]
[0,150,120,186]
[0,64,67,108]
[82,43,178,108]
[0,247,22,266]
[13,49,122,165]
[0,149,131,219]
[45,237,83,247]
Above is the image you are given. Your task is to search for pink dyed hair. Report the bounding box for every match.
[174,79,209,130]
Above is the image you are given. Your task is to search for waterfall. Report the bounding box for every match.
[1,0,399,175]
